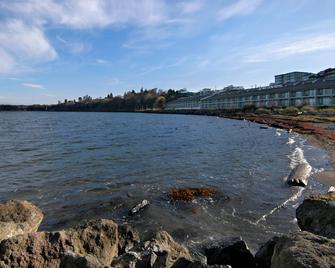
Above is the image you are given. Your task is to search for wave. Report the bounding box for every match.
[255,145,312,224]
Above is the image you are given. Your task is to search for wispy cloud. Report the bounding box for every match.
[136,57,188,76]
[2,0,167,29]
[56,35,90,54]
[178,0,204,14]
[0,19,57,74]
[218,0,263,21]
[245,33,335,63]
[22,83,45,89]
[96,58,109,65]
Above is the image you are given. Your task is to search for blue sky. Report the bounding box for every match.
[0,0,335,104]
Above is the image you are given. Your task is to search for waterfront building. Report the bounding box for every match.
[275,71,314,85]
[165,68,335,110]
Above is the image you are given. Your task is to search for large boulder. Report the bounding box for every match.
[0,219,118,267]
[296,192,335,239]
[0,200,43,241]
[254,236,279,268]
[202,237,255,268]
[143,230,192,268]
[271,231,335,268]
[287,163,312,187]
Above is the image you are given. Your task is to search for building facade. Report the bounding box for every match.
[275,71,313,85]
[165,68,335,110]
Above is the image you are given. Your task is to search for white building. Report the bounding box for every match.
[165,68,335,110]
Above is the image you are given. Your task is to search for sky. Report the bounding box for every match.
[0,0,335,105]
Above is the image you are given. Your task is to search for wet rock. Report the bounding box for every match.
[202,237,256,268]
[254,236,279,268]
[129,200,150,215]
[271,231,335,268]
[118,224,140,254]
[287,163,312,187]
[144,230,192,268]
[0,219,118,267]
[60,251,102,268]
[0,200,44,241]
[296,192,335,239]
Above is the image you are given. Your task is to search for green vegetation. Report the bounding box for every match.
[0,88,188,112]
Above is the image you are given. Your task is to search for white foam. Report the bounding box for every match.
[288,147,308,169]
[287,137,295,144]
[255,187,304,224]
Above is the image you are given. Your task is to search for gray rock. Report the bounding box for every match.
[271,231,335,268]
[202,237,256,268]
[0,200,44,241]
[287,163,312,187]
[129,200,150,215]
[296,192,335,239]
[0,219,118,267]
[111,251,142,268]
[254,236,279,268]
[60,251,102,268]
[118,224,140,254]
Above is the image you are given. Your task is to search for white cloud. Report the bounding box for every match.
[0,20,57,61]
[218,0,263,21]
[178,0,204,14]
[245,33,335,63]
[0,48,15,74]
[96,59,109,64]
[22,83,45,89]
[3,0,167,29]
[0,20,57,73]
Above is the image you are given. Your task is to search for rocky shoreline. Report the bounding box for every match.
[0,192,334,268]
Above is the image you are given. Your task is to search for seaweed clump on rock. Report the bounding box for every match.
[168,187,219,202]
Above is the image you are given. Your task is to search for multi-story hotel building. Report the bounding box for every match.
[165,68,335,110]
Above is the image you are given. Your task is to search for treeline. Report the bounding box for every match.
[0,88,190,112]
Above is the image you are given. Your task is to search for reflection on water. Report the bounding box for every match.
[0,112,331,251]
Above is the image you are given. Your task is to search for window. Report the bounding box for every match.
[317,89,323,95]
[303,90,310,96]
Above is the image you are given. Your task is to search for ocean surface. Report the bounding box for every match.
[0,112,332,251]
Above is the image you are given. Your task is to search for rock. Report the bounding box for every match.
[60,251,102,268]
[296,192,335,239]
[0,231,68,268]
[67,219,119,265]
[271,231,335,268]
[118,224,140,254]
[254,236,279,268]
[171,258,230,267]
[111,252,142,268]
[287,163,312,187]
[0,219,118,267]
[129,200,150,215]
[144,230,192,268]
[202,237,256,268]
[0,200,44,241]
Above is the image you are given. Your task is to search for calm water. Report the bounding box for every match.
[0,112,332,251]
